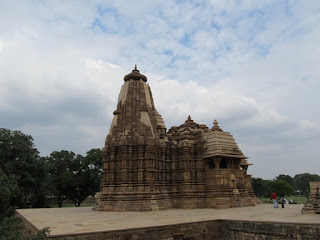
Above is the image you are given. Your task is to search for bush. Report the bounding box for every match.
[0,217,50,240]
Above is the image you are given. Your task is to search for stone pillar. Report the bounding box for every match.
[214,157,221,169]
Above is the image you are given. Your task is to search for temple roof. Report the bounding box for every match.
[167,116,209,141]
[202,120,247,159]
[124,65,147,82]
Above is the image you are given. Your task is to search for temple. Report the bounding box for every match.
[93,66,258,211]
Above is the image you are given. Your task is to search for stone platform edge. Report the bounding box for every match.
[19,215,320,240]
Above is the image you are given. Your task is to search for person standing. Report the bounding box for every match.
[280,197,285,208]
[271,192,278,208]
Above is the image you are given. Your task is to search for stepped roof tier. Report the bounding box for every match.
[202,119,247,159]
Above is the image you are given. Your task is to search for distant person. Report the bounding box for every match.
[280,197,285,208]
[289,199,294,204]
[271,192,278,208]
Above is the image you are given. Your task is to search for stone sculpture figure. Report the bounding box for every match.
[94,66,258,211]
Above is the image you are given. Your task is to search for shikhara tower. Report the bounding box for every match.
[94,66,258,211]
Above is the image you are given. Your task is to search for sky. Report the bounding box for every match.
[0,0,319,179]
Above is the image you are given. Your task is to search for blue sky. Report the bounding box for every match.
[0,0,320,179]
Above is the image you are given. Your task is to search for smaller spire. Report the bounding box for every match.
[185,115,194,123]
[212,119,222,131]
[134,64,137,70]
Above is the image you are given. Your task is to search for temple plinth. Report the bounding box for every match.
[94,66,258,211]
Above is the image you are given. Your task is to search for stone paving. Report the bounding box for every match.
[16,204,320,237]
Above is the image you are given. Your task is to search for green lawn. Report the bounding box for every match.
[258,196,307,204]
[49,203,95,208]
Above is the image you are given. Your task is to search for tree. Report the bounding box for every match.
[47,150,79,207]
[252,177,266,197]
[47,149,102,207]
[0,128,47,208]
[293,173,320,197]
[0,169,50,239]
[0,217,50,240]
[84,148,102,193]
[269,179,294,197]
[252,177,294,198]
[276,174,293,187]
[0,169,19,221]
[84,148,102,171]
[262,180,274,198]
[67,149,102,207]
[0,129,50,239]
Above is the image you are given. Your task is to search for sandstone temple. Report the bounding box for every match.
[94,66,258,211]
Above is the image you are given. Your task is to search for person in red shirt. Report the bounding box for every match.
[271,192,278,208]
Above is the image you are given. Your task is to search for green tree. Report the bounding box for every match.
[0,129,50,239]
[276,174,293,187]
[67,149,102,207]
[262,180,274,198]
[0,169,50,239]
[84,148,102,171]
[47,150,79,207]
[252,177,267,197]
[293,173,320,197]
[269,179,294,197]
[47,149,101,207]
[252,177,291,198]
[0,217,49,240]
[0,128,47,208]
[84,148,102,193]
[0,169,19,220]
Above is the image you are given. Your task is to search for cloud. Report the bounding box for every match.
[300,120,320,130]
[0,0,320,179]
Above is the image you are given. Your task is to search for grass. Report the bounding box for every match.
[286,195,308,204]
[258,196,308,204]
[49,203,95,208]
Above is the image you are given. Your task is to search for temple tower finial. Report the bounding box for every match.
[124,64,147,82]
[212,119,222,131]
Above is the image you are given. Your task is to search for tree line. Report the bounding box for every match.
[252,173,320,198]
[0,128,102,239]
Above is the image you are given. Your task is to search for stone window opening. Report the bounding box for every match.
[220,159,227,169]
[207,159,215,169]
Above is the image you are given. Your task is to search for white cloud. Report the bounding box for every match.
[300,120,320,130]
[0,0,320,179]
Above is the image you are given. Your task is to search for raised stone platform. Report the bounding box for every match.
[16,204,320,239]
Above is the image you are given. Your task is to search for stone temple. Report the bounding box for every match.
[94,66,258,211]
